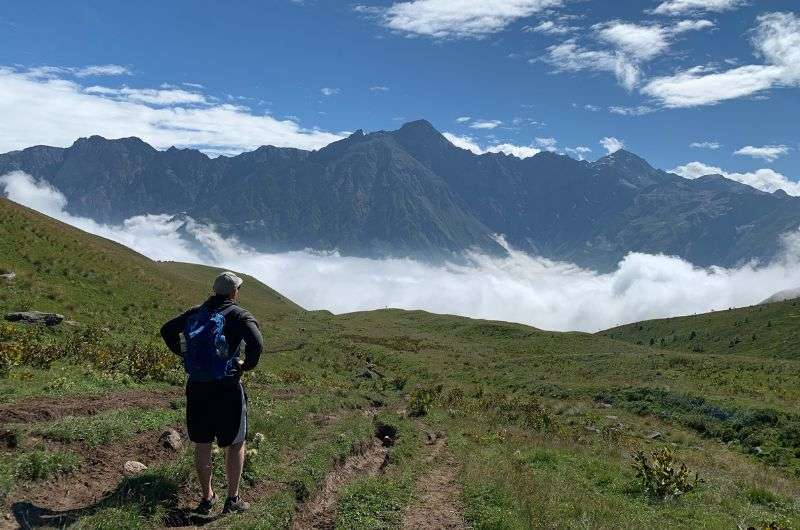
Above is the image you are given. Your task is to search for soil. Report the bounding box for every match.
[0,388,183,424]
[400,437,468,530]
[290,438,389,530]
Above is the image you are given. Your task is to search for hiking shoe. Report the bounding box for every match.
[193,493,217,515]
[223,496,250,514]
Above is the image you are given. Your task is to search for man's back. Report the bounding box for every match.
[160,294,264,382]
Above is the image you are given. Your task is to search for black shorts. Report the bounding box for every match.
[185,380,247,447]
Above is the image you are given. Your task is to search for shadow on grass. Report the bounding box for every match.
[11,471,218,529]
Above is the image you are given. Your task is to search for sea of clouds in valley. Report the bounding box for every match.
[3,170,800,333]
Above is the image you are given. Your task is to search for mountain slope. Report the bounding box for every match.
[2,121,799,269]
[0,197,302,336]
[599,297,800,360]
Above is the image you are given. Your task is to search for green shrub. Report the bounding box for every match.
[632,448,698,500]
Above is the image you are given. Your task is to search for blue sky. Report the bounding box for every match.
[0,0,798,193]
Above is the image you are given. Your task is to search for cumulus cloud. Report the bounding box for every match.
[442,132,541,158]
[565,146,592,160]
[4,170,800,332]
[734,144,790,162]
[455,116,471,123]
[643,12,800,107]
[543,18,712,90]
[320,87,340,96]
[600,136,624,154]
[671,161,800,195]
[690,141,721,149]
[374,0,563,39]
[650,0,746,16]
[470,119,503,129]
[0,66,343,155]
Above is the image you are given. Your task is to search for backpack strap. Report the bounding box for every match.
[219,305,238,318]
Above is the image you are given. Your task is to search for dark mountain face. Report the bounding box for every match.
[1,120,799,270]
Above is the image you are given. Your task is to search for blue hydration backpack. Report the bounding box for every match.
[182,305,237,380]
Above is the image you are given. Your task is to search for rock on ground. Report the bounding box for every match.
[123,460,148,476]
[159,428,182,451]
[5,311,65,326]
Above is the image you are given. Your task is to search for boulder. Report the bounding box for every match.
[0,272,14,281]
[159,428,182,451]
[646,431,663,440]
[123,460,148,476]
[5,311,64,326]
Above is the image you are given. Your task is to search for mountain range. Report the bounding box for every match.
[2,119,799,270]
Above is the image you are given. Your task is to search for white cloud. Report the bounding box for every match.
[442,132,541,158]
[27,64,132,78]
[690,141,721,149]
[671,161,800,195]
[524,20,577,35]
[543,19,712,90]
[643,12,800,107]
[565,146,591,160]
[455,116,471,123]
[5,170,800,333]
[609,105,655,115]
[85,86,209,106]
[377,0,563,39]
[0,66,343,155]
[650,0,746,16]
[369,85,390,91]
[320,87,340,96]
[470,119,502,129]
[584,104,601,111]
[600,136,624,154]
[734,144,790,162]
[535,137,558,151]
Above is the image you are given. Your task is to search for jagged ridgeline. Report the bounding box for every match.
[2,120,800,270]
[1,195,799,528]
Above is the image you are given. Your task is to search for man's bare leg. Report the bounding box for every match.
[225,441,245,498]
[195,442,214,501]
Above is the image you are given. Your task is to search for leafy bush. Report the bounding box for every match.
[408,385,441,417]
[632,448,698,500]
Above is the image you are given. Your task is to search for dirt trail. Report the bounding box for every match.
[290,438,388,530]
[0,388,183,424]
[400,436,469,530]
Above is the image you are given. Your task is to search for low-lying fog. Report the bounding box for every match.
[3,170,800,332]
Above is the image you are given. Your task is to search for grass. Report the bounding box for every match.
[29,407,183,446]
[602,298,800,360]
[2,196,800,528]
[14,449,80,480]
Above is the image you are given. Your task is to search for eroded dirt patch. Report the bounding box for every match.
[0,388,183,424]
[291,437,389,530]
[5,427,185,528]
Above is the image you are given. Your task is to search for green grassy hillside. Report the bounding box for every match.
[600,298,800,360]
[1,198,799,529]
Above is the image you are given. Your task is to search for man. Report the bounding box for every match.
[160,271,263,515]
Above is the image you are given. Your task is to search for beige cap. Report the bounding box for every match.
[213,271,243,296]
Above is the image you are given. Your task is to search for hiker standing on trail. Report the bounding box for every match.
[160,271,263,515]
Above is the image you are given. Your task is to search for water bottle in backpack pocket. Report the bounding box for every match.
[182,305,238,379]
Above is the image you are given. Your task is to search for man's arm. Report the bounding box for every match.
[238,311,264,371]
[160,309,192,355]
